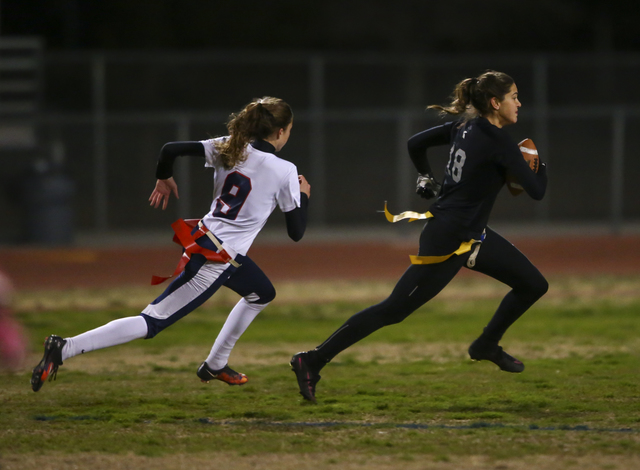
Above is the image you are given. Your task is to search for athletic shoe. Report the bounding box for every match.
[468,339,525,373]
[197,362,248,385]
[31,335,67,392]
[290,351,321,403]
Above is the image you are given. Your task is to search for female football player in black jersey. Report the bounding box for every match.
[292,70,548,402]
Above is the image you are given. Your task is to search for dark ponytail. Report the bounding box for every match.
[428,70,514,121]
[215,96,293,169]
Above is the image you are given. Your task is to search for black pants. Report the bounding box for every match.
[313,226,548,364]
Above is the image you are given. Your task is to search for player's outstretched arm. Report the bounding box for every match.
[149,177,179,210]
[150,141,203,210]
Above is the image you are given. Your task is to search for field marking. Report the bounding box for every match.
[195,418,640,433]
[31,414,639,434]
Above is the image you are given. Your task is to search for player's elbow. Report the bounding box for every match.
[530,190,545,201]
[284,206,307,242]
[530,185,547,201]
[526,181,547,201]
[287,227,305,242]
[160,142,178,156]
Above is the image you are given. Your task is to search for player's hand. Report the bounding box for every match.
[149,177,179,210]
[298,174,311,198]
[416,173,441,199]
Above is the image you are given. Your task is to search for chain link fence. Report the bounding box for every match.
[1,48,639,243]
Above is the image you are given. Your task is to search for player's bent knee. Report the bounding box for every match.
[382,316,404,326]
[141,314,164,339]
[263,285,276,303]
[374,297,416,326]
[532,275,549,300]
[520,274,548,303]
[244,285,276,304]
[381,308,414,326]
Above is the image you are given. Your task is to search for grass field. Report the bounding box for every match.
[1,275,640,469]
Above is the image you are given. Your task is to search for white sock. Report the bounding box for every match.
[205,298,267,370]
[62,316,148,361]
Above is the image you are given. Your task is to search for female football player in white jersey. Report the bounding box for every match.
[31,96,310,391]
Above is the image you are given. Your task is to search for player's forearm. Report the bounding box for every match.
[526,162,547,200]
[284,193,309,242]
[155,141,205,179]
[407,122,454,175]
[510,160,547,200]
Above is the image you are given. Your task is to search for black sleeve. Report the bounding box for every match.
[499,139,548,201]
[155,141,206,179]
[284,193,309,242]
[408,121,457,174]
[518,160,548,201]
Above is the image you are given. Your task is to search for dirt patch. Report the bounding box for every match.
[1,235,639,293]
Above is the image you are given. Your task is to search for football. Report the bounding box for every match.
[506,138,539,196]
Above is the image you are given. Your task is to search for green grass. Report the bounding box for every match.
[2,281,640,468]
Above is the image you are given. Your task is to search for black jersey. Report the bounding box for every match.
[408,117,547,240]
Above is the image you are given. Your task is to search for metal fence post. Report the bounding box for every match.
[309,56,326,226]
[92,54,108,231]
[175,116,191,219]
[611,108,625,234]
[396,113,413,212]
[397,60,424,212]
[533,56,550,222]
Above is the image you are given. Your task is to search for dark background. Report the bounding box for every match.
[1,1,640,245]
[2,0,638,53]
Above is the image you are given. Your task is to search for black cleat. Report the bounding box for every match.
[468,339,524,373]
[197,362,248,385]
[290,352,321,403]
[31,335,66,392]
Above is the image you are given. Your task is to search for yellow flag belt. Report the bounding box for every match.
[383,202,484,265]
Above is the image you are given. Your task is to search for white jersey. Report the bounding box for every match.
[199,137,301,256]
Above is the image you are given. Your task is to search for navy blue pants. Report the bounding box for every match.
[141,233,275,339]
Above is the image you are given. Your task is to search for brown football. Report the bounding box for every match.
[506,138,539,196]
